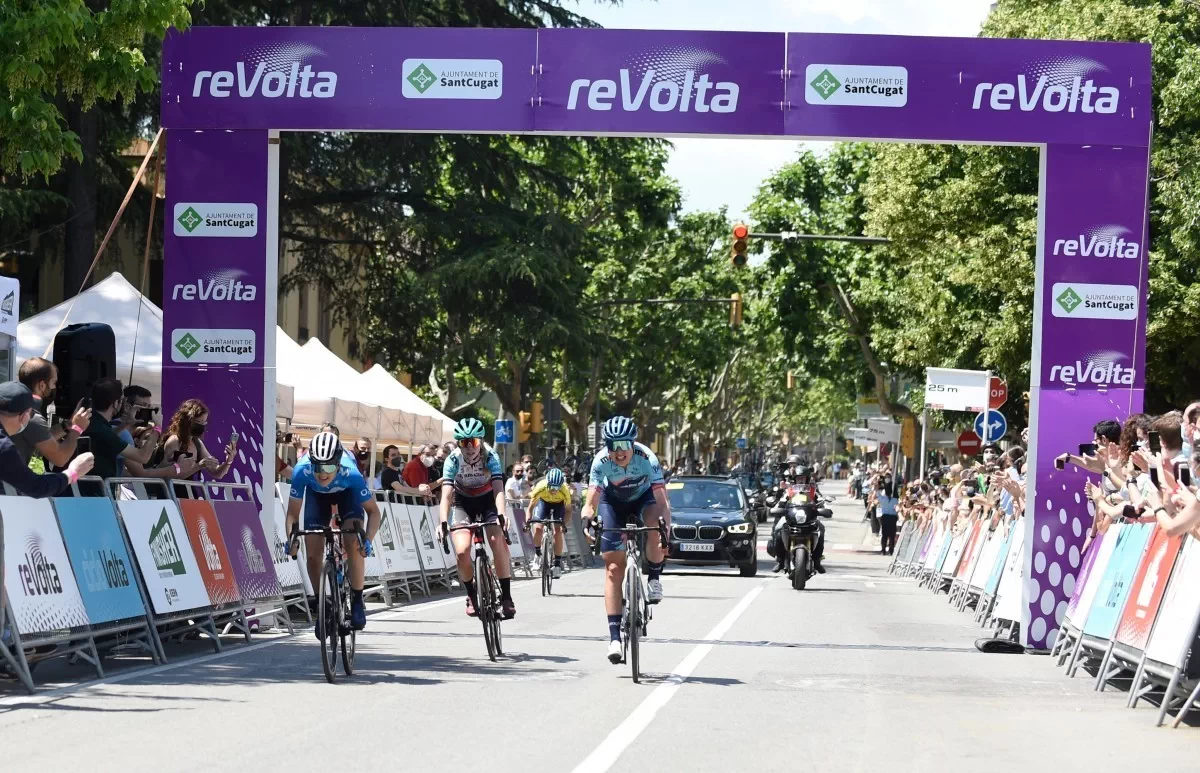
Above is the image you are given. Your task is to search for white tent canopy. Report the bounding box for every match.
[17,272,165,396]
[359,363,455,444]
[16,271,447,445]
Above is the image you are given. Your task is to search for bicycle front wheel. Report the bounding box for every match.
[627,566,641,683]
[319,562,339,684]
[477,554,498,662]
[541,532,552,596]
[341,579,356,676]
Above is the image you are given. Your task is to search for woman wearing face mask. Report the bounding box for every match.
[155,399,235,496]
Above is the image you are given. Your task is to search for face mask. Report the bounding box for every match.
[41,386,56,403]
[192,422,207,437]
[17,412,31,434]
[421,455,434,468]
[389,456,402,468]
[515,472,524,478]
[1137,439,1148,451]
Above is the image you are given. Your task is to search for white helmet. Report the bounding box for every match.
[309,431,341,465]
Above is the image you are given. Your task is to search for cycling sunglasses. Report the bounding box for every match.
[314,462,339,474]
[458,437,481,450]
[606,439,633,451]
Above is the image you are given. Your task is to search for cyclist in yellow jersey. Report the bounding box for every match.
[528,467,573,578]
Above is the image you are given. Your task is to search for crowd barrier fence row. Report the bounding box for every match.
[889,517,1200,727]
[1,477,593,693]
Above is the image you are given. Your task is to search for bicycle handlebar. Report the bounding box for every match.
[440,519,512,553]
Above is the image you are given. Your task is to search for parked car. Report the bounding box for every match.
[664,476,758,576]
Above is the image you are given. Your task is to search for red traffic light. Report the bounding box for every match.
[732,223,749,240]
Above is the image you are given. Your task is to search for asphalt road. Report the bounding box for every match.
[2,485,1197,771]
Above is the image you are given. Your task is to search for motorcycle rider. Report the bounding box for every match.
[768,455,827,574]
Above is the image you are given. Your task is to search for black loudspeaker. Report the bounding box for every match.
[53,323,116,420]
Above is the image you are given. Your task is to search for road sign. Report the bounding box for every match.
[495,420,514,445]
[989,377,1008,410]
[924,368,989,413]
[957,431,981,456]
[736,437,748,450]
[973,410,1007,443]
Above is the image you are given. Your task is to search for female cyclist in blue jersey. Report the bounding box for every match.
[285,431,382,633]
[580,416,672,664]
[439,418,517,619]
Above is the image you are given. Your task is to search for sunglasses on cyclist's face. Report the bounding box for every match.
[607,440,633,452]
[314,463,339,475]
[458,438,481,450]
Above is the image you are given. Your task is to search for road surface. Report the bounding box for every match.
[1,485,1195,771]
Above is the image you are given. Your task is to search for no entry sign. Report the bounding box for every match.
[957,431,981,457]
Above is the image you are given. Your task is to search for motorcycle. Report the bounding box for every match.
[769,488,833,590]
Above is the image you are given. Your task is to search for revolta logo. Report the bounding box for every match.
[972,58,1119,114]
[18,535,62,597]
[240,526,267,574]
[567,48,739,114]
[193,45,336,99]
[198,518,223,571]
[82,548,130,593]
[1048,352,1136,387]
[1052,224,1140,259]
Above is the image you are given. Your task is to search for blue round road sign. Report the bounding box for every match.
[973,410,1007,443]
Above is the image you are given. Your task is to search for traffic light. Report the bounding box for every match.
[530,401,544,433]
[731,222,749,268]
[518,411,532,443]
[786,370,796,390]
[729,292,743,326]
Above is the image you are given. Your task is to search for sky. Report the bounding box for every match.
[573,0,996,219]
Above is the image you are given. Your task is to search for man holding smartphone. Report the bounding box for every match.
[1054,419,1122,475]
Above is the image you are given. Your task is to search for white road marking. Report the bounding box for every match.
[831,543,854,551]
[571,579,769,773]
[866,581,877,588]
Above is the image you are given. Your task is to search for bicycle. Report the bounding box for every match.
[532,515,566,596]
[442,521,509,662]
[595,521,667,683]
[291,520,369,684]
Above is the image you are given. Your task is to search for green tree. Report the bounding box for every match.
[0,0,192,178]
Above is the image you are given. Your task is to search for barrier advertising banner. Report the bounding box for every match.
[1082,523,1151,639]
[405,502,449,574]
[54,497,146,626]
[212,500,281,601]
[1064,532,1106,625]
[1,497,90,635]
[956,522,985,580]
[968,529,1003,591]
[118,500,211,614]
[940,530,969,576]
[1115,528,1184,652]
[380,502,422,575]
[268,486,307,591]
[177,500,242,607]
[993,525,1028,623]
[508,503,537,558]
[927,528,952,572]
[985,528,1015,597]
[1146,537,1200,669]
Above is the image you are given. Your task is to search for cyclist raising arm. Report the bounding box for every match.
[285,431,382,634]
[528,467,573,578]
[580,416,672,664]
[439,418,517,619]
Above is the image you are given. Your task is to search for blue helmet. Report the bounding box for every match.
[602,416,638,443]
[546,468,566,488]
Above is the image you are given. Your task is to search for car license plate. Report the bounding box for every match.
[680,542,714,553]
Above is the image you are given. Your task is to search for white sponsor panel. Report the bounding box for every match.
[925,367,989,412]
[939,529,969,575]
[805,64,908,107]
[402,59,503,100]
[1,498,90,635]
[992,524,1027,622]
[382,502,422,574]
[265,489,306,591]
[117,499,211,615]
[1051,283,1138,320]
[0,274,19,337]
[404,502,452,574]
[1146,536,1200,668]
[173,202,258,237]
[171,328,256,364]
[967,529,1004,591]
